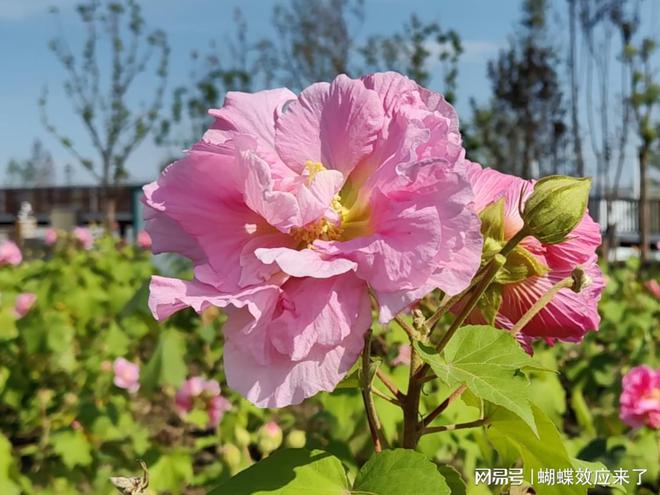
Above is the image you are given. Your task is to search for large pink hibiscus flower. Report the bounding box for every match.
[145,72,483,407]
[464,162,604,348]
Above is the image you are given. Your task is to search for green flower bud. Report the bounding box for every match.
[285,429,307,449]
[521,176,592,245]
[257,421,283,454]
[234,426,251,448]
[220,443,242,469]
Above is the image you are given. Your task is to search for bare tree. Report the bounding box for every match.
[156,8,253,149]
[469,0,567,178]
[623,32,660,265]
[40,0,169,226]
[5,140,56,187]
[360,14,463,101]
[568,0,586,177]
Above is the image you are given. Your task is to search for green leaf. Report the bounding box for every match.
[479,198,505,241]
[50,430,92,469]
[149,452,194,492]
[141,329,187,390]
[0,307,17,341]
[352,449,450,495]
[477,285,503,325]
[335,367,360,389]
[0,433,20,495]
[415,325,540,433]
[487,404,586,495]
[209,449,350,495]
[436,465,466,495]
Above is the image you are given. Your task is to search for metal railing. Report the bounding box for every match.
[588,196,660,244]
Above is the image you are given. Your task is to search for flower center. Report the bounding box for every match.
[290,161,371,248]
[290,195,345,247]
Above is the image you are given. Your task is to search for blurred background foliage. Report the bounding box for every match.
[0,239,657,494]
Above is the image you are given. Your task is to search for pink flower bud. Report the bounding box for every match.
[44,228,58,246]
[112,357,140,394]
[392,344,411,366]
[175,377,231,428]
[14,292,36,319]
[137,230,152,250]
[0,240,22,266]
[73,227,94,250]
[643,279,660,299]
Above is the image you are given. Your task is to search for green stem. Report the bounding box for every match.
[421,384,467,428]
[360,329,385,453]
[435,254,507,353]
[394,315,415,340]
[376,368,405,402]
[402,337,424,448]
[421,417,489,436]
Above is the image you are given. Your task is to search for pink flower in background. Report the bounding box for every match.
[262,421,281,438]
[464,162,604,347]
[14,293,36,319]
[620,365,660,429]
[44,228,58,246]
[73,227,94,250]
[392,344,411,366]
[137,230,152,250]
[175,377,232,427]
[145,72,483,407]
[643,279,660,299]
[0,240,22,266]
[112,357,140,394]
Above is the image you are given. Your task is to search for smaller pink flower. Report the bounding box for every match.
[14,292,36,319]
[175,377,231,427]
[392,344,411,366]
[0,240,22,266]
[137,230,152,250]
[620,365,660,429]
[643,279,660,299]
[112,357,140,394]
[44,228,58,246]
[73,227,94,250]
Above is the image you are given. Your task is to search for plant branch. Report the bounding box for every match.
[421,384,467,428]
[372,387,403,407]
[376,369,405,401]
[394,315,415,339]
[360,329,386,453]
[421,417,488,436]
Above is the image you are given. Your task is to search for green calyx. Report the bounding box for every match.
[521,175,592,245]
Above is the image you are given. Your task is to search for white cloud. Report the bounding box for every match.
[461,40,504,61]
[0,0,78,21]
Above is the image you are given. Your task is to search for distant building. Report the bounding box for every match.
[0,184,145,239]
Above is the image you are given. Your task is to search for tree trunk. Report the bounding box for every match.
[638,144,650,266]
[568,0,585,177]
[102,185,117,234]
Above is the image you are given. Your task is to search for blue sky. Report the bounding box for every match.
[0,0,523,185]
[0,0,648,188]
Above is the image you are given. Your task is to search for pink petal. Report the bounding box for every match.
[223,273,371,407]
[144,148,274,292]
[275,74,384,176]
[500,257,604,343]
[207,87,296,162]
[148,275,280,323]
[254,247,357,279]
[544,213,602,271]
